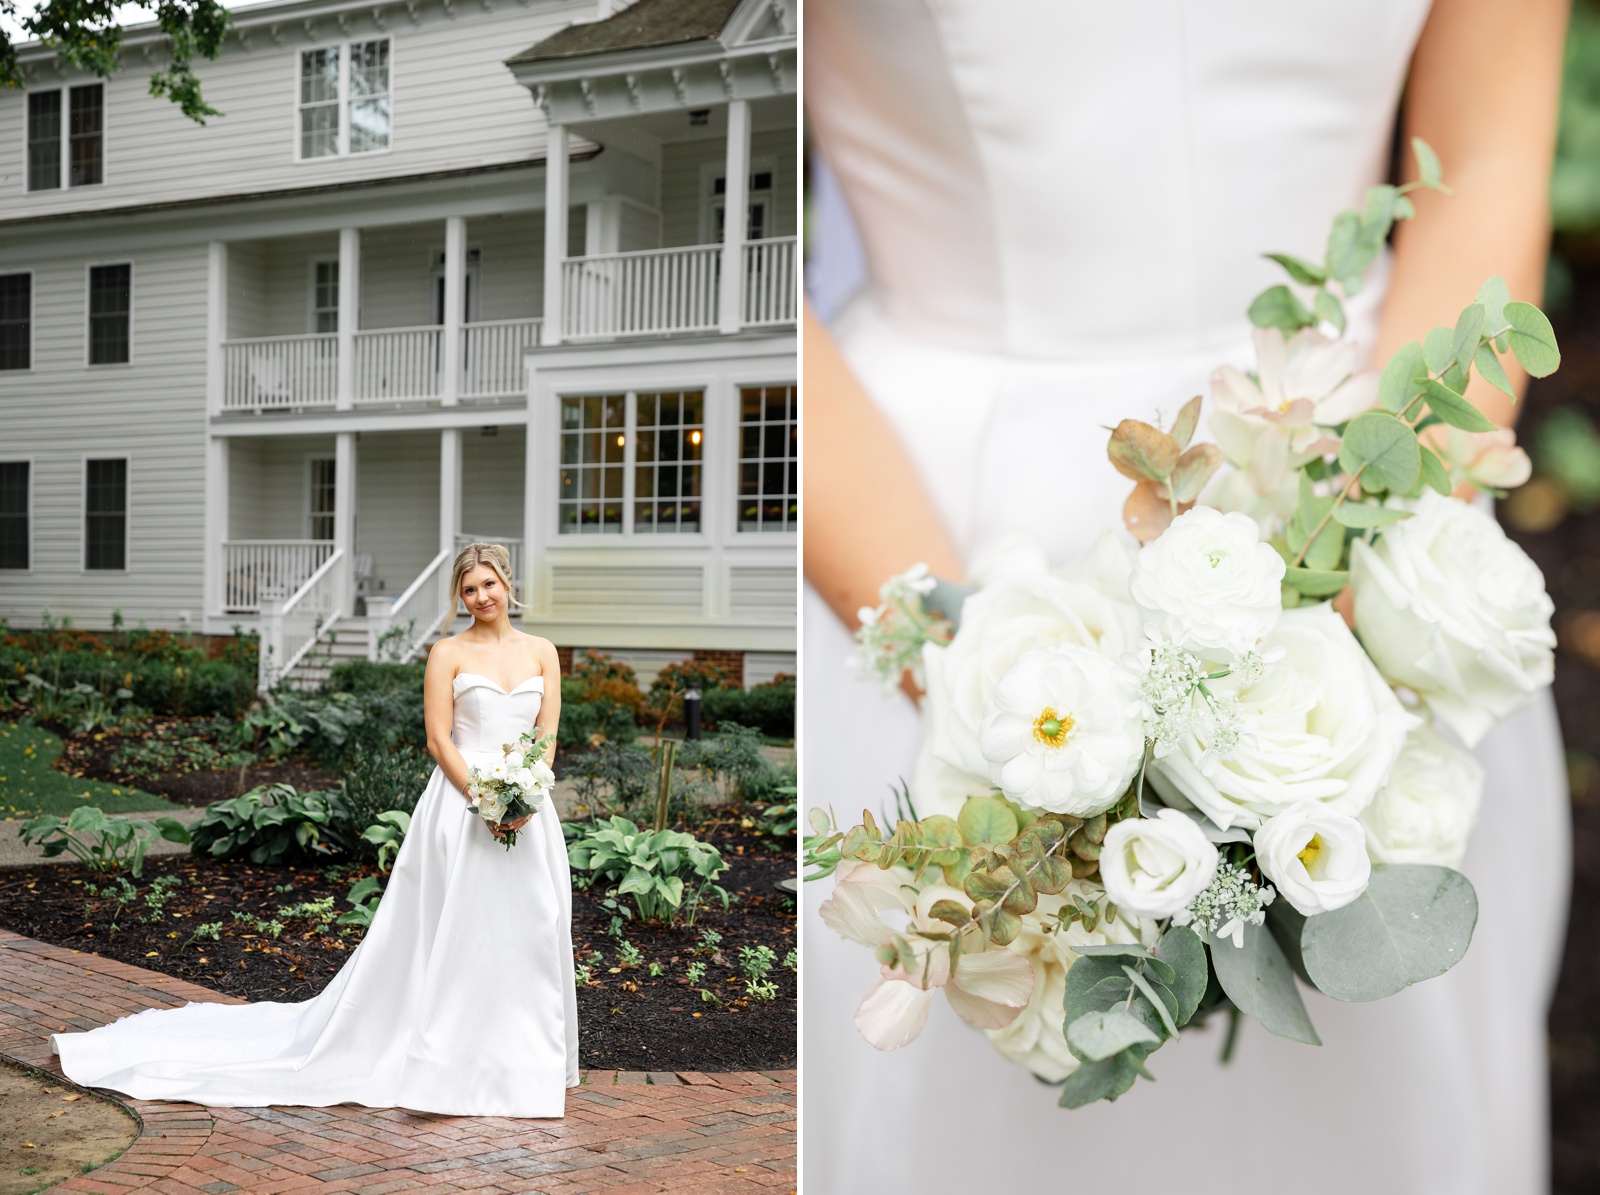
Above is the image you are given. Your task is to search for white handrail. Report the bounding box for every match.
[354,326,442,403]
[223,540,334,613]
[743,237,798,326]
[259,548,344,691]
[368,548,454,663]
[461,319,542,398]
[221,334,337,411]
[563,245,722,340]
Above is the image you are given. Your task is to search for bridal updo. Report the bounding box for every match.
[447,541,524,627]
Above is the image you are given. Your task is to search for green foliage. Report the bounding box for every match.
[360,810,410,874]
[337,745,431,852]
[570,740,656,811]
[188,783,349,865]
[701,674,796,738]
[650,658,732,699]
[0,721,173,819]
[1552,2,1600,233]
[558,698,641,750]
[19,673,139,734]
[739,943,778,983]
[567,816,732,923]
[323,659,427,696]
[337,875,385,928]
[1535,406,1600,507]
[678,722,779,802]
[20,805,190,878]
[1205,920,1321,1046]
[107,723,252,784]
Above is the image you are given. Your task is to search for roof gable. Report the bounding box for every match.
[507,0,743,65]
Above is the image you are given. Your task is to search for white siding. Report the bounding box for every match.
[354,431,439,595]
[660,130,799,247]
[461,426,526,541]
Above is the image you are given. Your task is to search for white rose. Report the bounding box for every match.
[915,570,1142,818]
[1129,505,1285,659]
[1148,602,1418,830]
[513,767,537,792]
[1099,809,1220,918]
[1350,489,1555,747]
[1360,723,1483,868]
[479,796,509,823]
[977,646,1143,816]
[984,884,1156,1081]
[1254,799,1371,916]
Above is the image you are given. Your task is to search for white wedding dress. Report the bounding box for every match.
[54,672,579,1117]
[803,1,1571,1190]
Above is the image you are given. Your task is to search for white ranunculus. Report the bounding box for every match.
[984,883,1157,1081]
[1350,489,1555,747]
[1360,723,1483,868]
[1254,800,1371,915]
[1147,602,1418,831]
[1210,326,1378,494]
[977,646,1143,816]
[914,570,1143,818]
[1128,505,1286,659]
[489,761,508,780]
[1099,809,1220,918]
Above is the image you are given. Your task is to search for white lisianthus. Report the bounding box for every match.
[513,767,537,793]
[1360,723,1483,868]
[977,646,1144,816]
[505,751,526,771]
[489,761,509,781]
[984,883,1156,1081]
[1438,427,1532,493]
[1254,800,1371,916]
[1209,326,1378,494]
[1199,464,1299,539]
[914,570,1143,818]
[1099,810,1220,918]
[527,760,555,789]
[1350,489,1555,747]
[1128,506,1285,659]
[1147,602,1418,830]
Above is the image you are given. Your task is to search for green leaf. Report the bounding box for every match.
[1063,954,1130,1024]
[1300,865,1479,1002]
[1325,209,1368,292]
[1313,289,1346,334]
[1421,379,1497,433]
[963,867,1013,904]
[957,796,1017,846]
[1067,1008,1161,1062]
[1302,519,1344,571]
[1282,567,1349,597]
[1058,1047,1146,1108]
[1169,395,1203,451]
[1330,503,1411,529]
[1154,926,1208,1025]
[1207,921,1321,1045]
[1474,343,1515,398]
[1504,301,1560,378]
[1339,410,1421,493]
[1476,275,1510,331]
[1422,326,1456,374]
[1412,137,1443,189]
[1265,252,1327,286]
[1451,303,1485,374]
[927,899,971,927]
[1248,285,1316,333]
[1266,902,1312,984]
[1071,942,1151,960]
[1419,446,1452,495]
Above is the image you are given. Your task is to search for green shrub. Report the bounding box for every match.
[182,658,255,718]
[108,723,252,784]
[649,658,731,699]
[337,745,432,851]
[324,659,426,696]
[189,783,351,865]
[680,722,781,802]
[566,816,732,923]
[570,740,655,811]
[558,698,639,750]
[21,806,191,877]
[701,674,794,738]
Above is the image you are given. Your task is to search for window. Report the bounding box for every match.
[299,40,391,160]
[26,85,102,192]
[309,458,336,540]
[0,462,28,570]
[312,261,338,333]
[27,92,61,191]
[85,457,127,571]
[634,390,703,533]
[88,264,131,365]
[0,275,29,371]
[559,395,626,535]
[713,170,774,242]
[738,384,797,532]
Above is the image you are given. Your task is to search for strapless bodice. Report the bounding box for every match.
[450,673,545,756]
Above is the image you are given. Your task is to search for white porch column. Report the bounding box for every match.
[542,124,569,346]
[204,241,228,619]
[440,428,462,558]
[334,431,358,615]
[440,216,466,406]
[718,99,751,335]
[204,436,229,620]
[523,402,539,615]
[337,227,360,409]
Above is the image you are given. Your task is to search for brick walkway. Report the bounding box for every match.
[0,931,796,1194]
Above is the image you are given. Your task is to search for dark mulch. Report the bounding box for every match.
[0,820,795,1073]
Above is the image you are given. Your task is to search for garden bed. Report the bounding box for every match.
[0,819,795,1073]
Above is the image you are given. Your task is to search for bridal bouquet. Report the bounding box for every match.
[806,141,1560,1108]
[465,730,556,849]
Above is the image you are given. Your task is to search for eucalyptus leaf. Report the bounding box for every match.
[1330,503,1411,529]
[1422,326,1456,375]
[1421,379,1497,433]
[1504,302,1560,378]
[1154,926,1208,1025]
[1378,341,1427,413]
[1476,275,1510,332]
[1067,1009,1161,1062]
[1474,343,1515,398]
[1339,410,1421,493]
[1302,519,1344,572]
[1073,942,1152,960]
[957,796,1018,847]
[1207,921,1321,1045]
[1300,865,1478,1002]
[1282,567,1349,597]
[1413,136,1443,189]
[1418,446,1452,495]
[1266,902,1312,985]
[1169,395,1203,450]
[1265,252,1327,286]
[1450,303,1485,374]
[1313,289,1346,334]
[1063,954,1131,1024]
[1248,285,1316,333]
[1324,210,1366,290]
[1058,1047,1146,1108]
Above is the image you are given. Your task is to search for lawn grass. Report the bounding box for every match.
[0,722,175,819]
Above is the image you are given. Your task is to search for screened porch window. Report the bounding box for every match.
[309,458,336,541]
[85,457,127,571]
[738,384,797,532]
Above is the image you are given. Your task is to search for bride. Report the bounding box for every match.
[803,0,1569,1191]
[54,541,579,1118]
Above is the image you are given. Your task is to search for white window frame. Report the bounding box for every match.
[84,260,134,368]
[0,456,34,573]
[0,269,35,374]
[294,37,394,163]
[23,82,107,193]
[308,257,340,333]
[81,454,130,574]
[554,389,711,543]
[700,157,776,245]
[731,379,798,539]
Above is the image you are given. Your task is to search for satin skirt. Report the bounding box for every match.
[53,755,579,1117]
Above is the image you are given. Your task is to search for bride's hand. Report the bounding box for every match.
[491,813,534,839]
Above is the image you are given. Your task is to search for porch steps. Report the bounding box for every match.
[279,616,448,690]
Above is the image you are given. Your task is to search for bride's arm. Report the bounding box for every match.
[532,638,561,766]
[1374,0,1568,421]
[803,302,966,631]
[423,644,474,798]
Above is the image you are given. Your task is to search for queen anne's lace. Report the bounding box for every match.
[1135,641,1252,764]
[1172,862,1275,948]
[850,563,949,693]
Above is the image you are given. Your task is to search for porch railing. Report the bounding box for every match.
[221,334,337,411]
[743,237,798,327]
[461,319,542,399]
[223,540,335,614]
[563,245,722,340]
[368,548,454,663]
[258,549,344,692]
[354,326,442,403]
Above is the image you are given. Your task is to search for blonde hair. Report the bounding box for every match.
[447,542,524,629]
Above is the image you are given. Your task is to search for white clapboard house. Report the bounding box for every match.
[0,0,798,690]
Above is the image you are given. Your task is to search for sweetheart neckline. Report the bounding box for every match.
[453,671,545,695]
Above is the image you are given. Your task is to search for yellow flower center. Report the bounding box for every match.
[1032,707,1076,749]
[1298,833,1325,874]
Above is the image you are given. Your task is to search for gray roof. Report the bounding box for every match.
[508,0,742,65]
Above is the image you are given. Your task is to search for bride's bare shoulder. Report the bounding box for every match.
[517,630,561,673]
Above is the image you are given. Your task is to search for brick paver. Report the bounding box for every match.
[0,930,795,1194]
